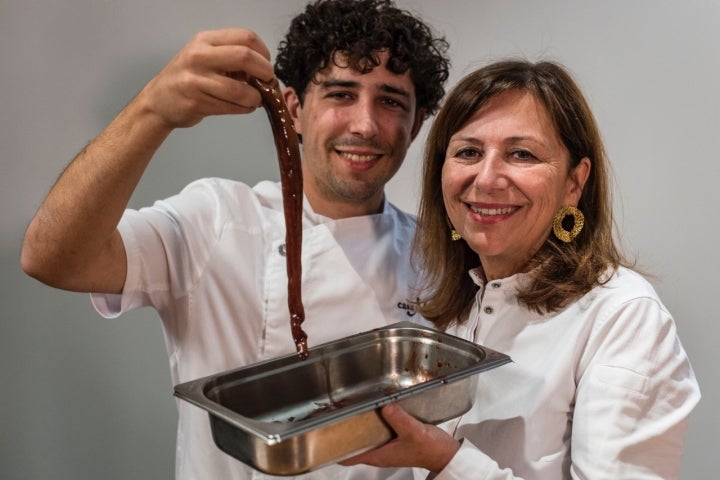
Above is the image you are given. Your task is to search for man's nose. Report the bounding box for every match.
[348,100,379,138]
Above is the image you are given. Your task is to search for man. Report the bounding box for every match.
[21,0,450,478]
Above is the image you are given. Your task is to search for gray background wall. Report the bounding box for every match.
[1,0,716,478]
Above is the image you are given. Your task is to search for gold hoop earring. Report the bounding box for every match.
[446,216,462,241]
[552,205,584,243]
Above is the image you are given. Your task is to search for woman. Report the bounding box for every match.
[344,60,701,479]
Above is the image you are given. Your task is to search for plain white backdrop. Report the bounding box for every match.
[1,1,716,478]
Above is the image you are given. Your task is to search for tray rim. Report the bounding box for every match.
[173,321,511,444]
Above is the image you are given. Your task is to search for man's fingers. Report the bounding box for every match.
[211,45,274,82]
[197,28,271,60]
[184,29,274,82]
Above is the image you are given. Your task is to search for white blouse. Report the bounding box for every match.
[423,266,700,480]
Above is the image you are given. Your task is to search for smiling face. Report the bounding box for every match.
[442,89,590,280]
[284,51,424,219]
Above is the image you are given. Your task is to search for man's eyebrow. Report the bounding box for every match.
[319,79,411,98]
[318,79,353,88]
[380,84,411,99]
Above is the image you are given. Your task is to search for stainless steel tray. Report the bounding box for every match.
[173,321,511,475]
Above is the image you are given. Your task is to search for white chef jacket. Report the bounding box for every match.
[92,178,420,480]
[419,266,700,480]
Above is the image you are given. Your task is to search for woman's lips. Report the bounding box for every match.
[464,203,520,225]
[469,205,518,216]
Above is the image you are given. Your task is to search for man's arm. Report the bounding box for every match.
[21,28,274,294]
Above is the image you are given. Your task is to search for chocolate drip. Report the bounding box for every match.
[250,76,308,359]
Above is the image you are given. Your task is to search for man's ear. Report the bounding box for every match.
[283,87,303,137]
[410,109,426,141]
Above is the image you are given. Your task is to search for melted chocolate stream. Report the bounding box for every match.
[250,76,308,359]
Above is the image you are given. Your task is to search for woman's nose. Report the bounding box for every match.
[472,152,507,191]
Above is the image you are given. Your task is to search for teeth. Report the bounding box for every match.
[341,152,377,163]
[470,206,516,216]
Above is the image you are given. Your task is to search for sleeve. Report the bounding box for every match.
[431,439,520,480]
[91,178,230,318]
[430,293,700,480]
[570,296,701,479]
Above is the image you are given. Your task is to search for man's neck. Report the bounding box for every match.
[305,190,385,219]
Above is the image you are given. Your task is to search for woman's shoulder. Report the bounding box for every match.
[580,265,669,319]
[603,266,659,297]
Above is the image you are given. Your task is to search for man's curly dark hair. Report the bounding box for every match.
[275,0,450,118]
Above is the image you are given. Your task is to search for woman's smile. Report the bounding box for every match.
[467,202,519,220]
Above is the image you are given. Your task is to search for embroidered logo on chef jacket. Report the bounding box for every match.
[397,299,418,316]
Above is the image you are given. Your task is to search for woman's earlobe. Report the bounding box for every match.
[572,157,592,196]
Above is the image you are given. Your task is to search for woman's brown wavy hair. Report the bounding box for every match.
[413,60,628,329]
